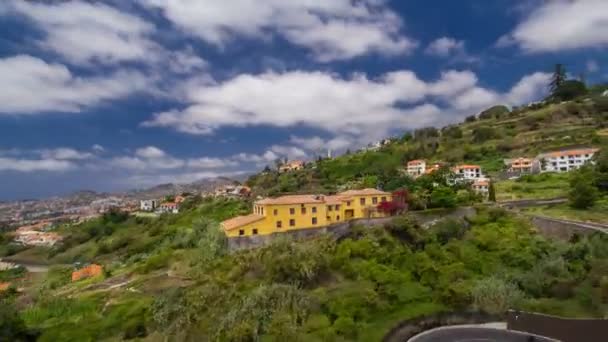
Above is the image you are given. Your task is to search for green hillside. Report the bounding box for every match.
[3,205,608,341]
[247,98,607,199]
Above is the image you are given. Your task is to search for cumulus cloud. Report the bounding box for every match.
[139,0,416,61]
[8,0,156,65]
[499,0,608,52]
[40,148,93,160]
[425,37,465,57]
[0,157,75,172]
[142,69,549,145]
[0,55,149,114]
[92,144,105,153]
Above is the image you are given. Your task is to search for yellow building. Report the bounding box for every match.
[221,188,393,237]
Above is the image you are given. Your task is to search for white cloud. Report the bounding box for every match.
[186,157,238,169]
[269,145,307,159]
[135,146,167,159]
[143,68,548,145]
[40,148,93,160]
[140,0,415,61]
[8,0,156,65]
[587,60,599,73]
[0,157,75,172]
[425,37,464,57]
[0,55,149,114]
[499,0,608,52]
[92,144,105,153]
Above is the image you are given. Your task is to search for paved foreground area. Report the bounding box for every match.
[408,326,557,342]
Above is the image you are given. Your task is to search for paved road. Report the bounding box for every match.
[530,215,608,235]
[408,326,558,342]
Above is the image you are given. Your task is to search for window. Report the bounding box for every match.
[381,196,386,202]
[372,197,378,204]
[312,206,317,213]
[290,208,295,215]
[252,229,258,235]
[346,201,351,207]
[273,209,278,215]
[326,216,331,220]
[336,215,340,221]
[312,217,317,225]
[328,205,333,212]
[335,204,340,210]
[239,229,245,236]
[289,219,295,227]
[276,221,282,228]
[360,198,366,205]
[301,207,307,215]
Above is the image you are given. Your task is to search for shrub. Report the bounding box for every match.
[472,126,498,143]
[552,80,588,101]
[479,105,509,120]
[568,166,599,209]
[471,277,524,314]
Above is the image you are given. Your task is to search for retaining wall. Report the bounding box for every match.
[530,215,607,240]
[507,310,608,342]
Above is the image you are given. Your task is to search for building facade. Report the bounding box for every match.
[452,164,483,180]
[279,160,305,172]
[539,148,599,173]
[406,160,426,178]
[505,157,534,173]
[140,199,158,212]
[221,188,393,237]
[472,179,489,195]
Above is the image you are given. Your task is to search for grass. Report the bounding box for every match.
[522,197,608,224]
[495,172,570,201]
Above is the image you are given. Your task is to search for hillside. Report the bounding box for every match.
[2,203,608,341]
[247,99,607,197]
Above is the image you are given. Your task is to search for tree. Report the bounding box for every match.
[568,166,599,209]
[429,186,458,208]
[488,181,496,202]
[472,126,498,143]
[549,63,567,93]
[552,80,588,101]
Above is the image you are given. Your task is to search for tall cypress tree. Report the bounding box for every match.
[549,64,567,93]
[488,181,496,202]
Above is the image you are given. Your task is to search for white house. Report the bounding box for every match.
[452,164,483,180]
[472,179,490,195]
[406,160,426,178]
[140,199,158,212]
[538,148,599,173]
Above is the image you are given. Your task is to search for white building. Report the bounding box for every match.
[472,179,490,195]
[538,148,599,173]
[140,199,158,212]
[452,164,483,180]
[406,160,426,178]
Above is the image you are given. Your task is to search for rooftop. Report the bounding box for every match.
[221,214,265,231]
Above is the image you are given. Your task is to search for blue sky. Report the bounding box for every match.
[0,0,607,200]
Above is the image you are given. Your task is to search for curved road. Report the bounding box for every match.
[408,326,558,342]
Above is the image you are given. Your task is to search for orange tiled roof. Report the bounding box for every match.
[0,282,11,292]
[221,214,265,231]
[324,195,351,205]
[256,194,326,205]
[473,179,489,186]
[545,148,599,158]
[453,164,480,170]
[407,159,424,165]
[338,188,390,196]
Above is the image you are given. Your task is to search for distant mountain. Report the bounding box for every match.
[125,177,240,200]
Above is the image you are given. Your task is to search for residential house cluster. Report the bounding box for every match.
[13,221,62,247]
[221,188,393,237]
[406,159,490,195]
[505,148,599,175]
[71,263,103,282]
[279,160,305,173]
[139,195,187,214]
[214,184,251,198]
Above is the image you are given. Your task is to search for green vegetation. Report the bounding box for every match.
[494,172,570,201]
[5,206,607,341]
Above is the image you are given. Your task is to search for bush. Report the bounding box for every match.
[552,80,588,101]
[471,277,524,314]
[479,105,509,120]
[472,126,498,143]
[568,166,599,209]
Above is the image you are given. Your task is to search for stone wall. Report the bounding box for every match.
[529,215,607,240]
[506,310,607,342]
